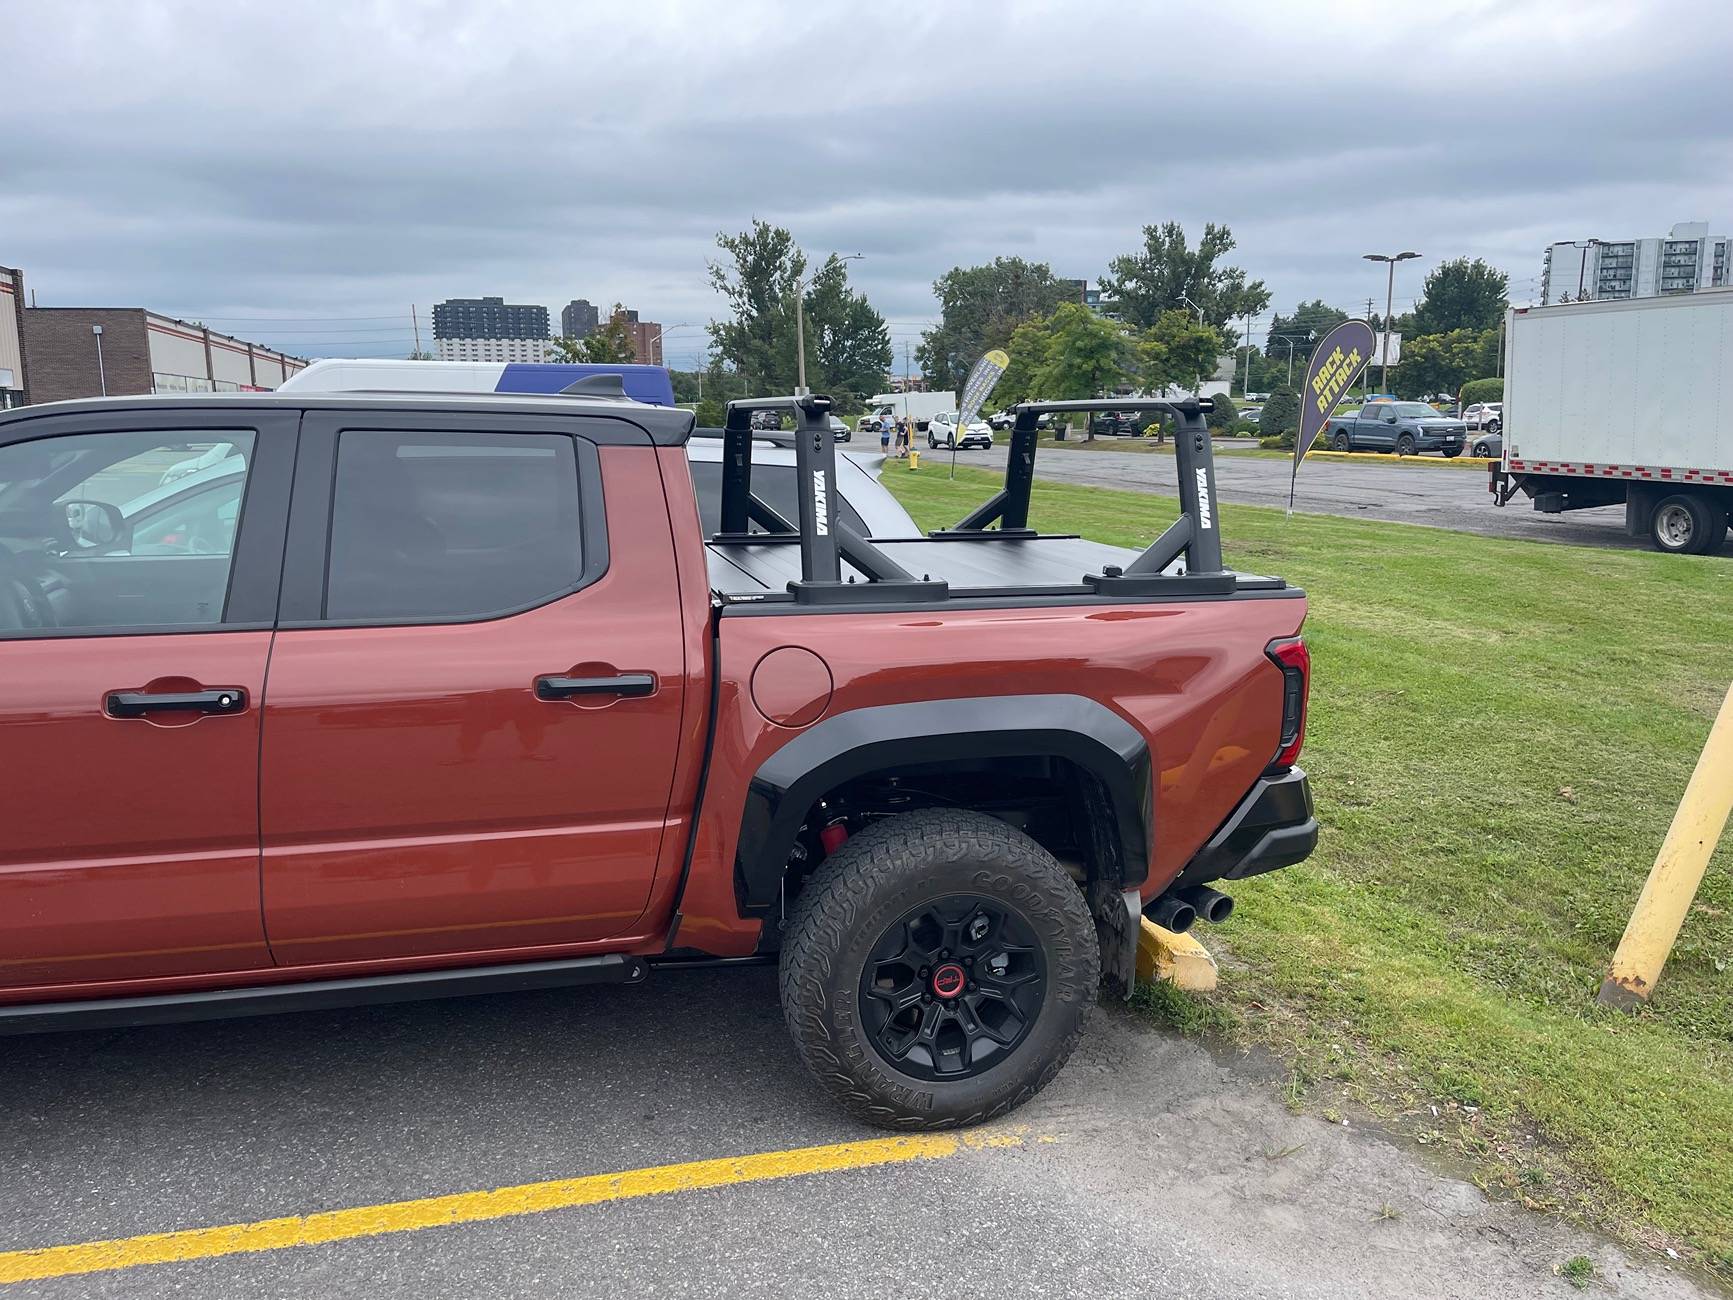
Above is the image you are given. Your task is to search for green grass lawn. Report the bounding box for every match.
[884,463,1733,1273]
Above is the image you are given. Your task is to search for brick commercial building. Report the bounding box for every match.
[1,265,25,408]
[19,304,306,405]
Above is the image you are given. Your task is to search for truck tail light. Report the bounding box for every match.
[1265,637,1309,772]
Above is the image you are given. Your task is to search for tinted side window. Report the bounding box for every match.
[0,430,256,634]
[687,461,871,537]
[325,431,582,622]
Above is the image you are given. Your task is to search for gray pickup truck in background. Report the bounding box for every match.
[1324,400,1466,456]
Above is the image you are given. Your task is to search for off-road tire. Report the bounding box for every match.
[779,808,1098,1130]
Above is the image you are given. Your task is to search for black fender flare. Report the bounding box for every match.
[735,694,1152,913]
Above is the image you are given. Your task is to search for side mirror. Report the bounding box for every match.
[62,499,128,550]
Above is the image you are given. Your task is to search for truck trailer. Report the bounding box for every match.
[1491,291,1733,554]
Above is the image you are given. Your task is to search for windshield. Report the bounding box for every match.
[1395,403,1441,417]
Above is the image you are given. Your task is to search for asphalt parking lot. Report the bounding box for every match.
[0,967,1711,1298]
[969,441,1729,554]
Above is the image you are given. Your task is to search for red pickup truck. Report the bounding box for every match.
[0,383,1314,1128]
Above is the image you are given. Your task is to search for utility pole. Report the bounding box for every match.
[1241,312,1252,397]
[1363,251,1421,393]
[411,305,421,358]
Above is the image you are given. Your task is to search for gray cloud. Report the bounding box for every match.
[4,0,1730,370]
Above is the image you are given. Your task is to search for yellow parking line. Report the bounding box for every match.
[0,1131,1022,1285]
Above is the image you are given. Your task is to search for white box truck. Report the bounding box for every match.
[1491,291,1733,554]
[869,390,957,432]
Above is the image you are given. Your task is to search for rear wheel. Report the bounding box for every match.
[1650,493,1722,555]
[779,808,1098,1129]
[1330,431,1350,451]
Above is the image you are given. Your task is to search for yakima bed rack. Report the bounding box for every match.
[711,393,1234,604]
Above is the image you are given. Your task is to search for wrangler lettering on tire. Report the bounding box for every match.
[778,808,1099,1129]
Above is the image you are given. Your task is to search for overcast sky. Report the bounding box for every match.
[6,0,1731,372]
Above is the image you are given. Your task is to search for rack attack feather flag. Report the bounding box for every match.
[1291,320,1376,511]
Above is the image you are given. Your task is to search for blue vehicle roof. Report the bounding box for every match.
[496,363,675,406]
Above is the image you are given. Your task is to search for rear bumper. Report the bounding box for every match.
[1171,767,1317,889]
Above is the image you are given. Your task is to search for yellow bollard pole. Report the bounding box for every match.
[1598,682,1733,1009]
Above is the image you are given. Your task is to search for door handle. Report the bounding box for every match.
[106,688,248,718]
[535,674,656,701]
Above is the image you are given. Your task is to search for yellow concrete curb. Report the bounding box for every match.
[1136,917,1218,991]
[1303,450,1496,467]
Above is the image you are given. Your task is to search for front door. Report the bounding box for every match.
[1358,402,1394,449]
[0,410,294,990]
[259,413,688,966]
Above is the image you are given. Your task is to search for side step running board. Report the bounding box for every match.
[0,954,648,1036]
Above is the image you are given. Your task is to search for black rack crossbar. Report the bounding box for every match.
[719,395,947,605]
[936,397,1230,595]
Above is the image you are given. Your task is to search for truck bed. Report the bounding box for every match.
[706,534,1288,601]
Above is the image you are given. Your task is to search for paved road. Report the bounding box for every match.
[963,442,1723,553]
[1,968,1710,1298]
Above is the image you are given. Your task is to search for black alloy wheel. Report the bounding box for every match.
[858,895,1046,1082]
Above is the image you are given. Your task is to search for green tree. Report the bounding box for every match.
[706,221,804,392]
[1205,392,1237,432]
[1033,302,1134,401]
[551,305,635,363]
[1100,221,1271,332]
[1460,377,1504,406]
[1259,387,1300,444]
[706,222,889,399]
[1391,328,1500,399]
[1136,309,1221,392]
[693,397,726,427]
[1264,299,1349,366]
[1411,258,1509,335]
[995,317,1054,403]
[917,257,1073,392]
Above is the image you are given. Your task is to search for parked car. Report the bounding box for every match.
[1089,411,1150,437]
[1470,430,1503,459]
[828,415,851,443]
[750,409,783,431]
[927,411,994,449]
[1238,406,1263,424]
[1462,403,1502,435]
[0,386,1313,1130]
[1324,400,1467,456]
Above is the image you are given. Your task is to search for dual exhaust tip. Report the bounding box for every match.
[1146,885,1234,934]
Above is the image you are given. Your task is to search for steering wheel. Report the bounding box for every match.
[0,542,55,631]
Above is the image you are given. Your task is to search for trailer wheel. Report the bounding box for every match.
[1650,493,1721,555]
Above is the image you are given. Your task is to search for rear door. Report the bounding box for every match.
[0,407,293,989]
[1357,402,1392,448]
[259,411,688,966]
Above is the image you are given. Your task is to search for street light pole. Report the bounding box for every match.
[91,324,106,397]
[645,322,689,368]
[794,252,864,396]
[1362,251,1420,393]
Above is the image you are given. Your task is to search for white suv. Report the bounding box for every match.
[927,412,994,450]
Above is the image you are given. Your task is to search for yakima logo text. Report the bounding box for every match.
[813,471,830,535]
[1195,468,1213,529]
